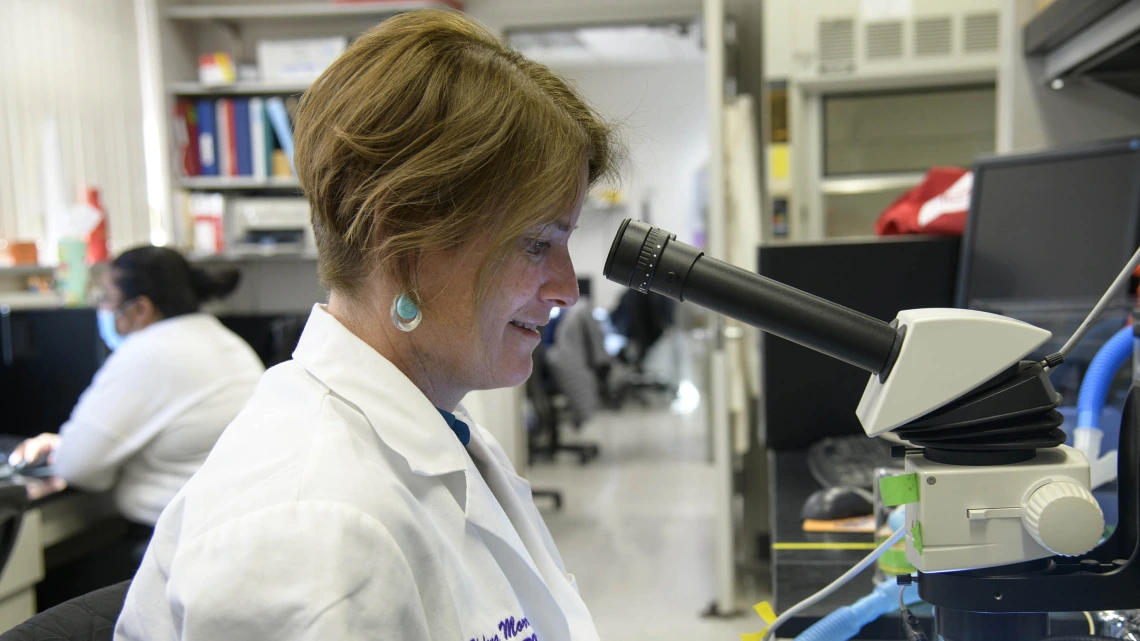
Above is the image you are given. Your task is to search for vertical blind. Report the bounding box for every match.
[0,0,150,256]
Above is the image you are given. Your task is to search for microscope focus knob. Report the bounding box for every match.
[1022,481,1105,557]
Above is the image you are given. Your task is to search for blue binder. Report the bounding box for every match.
[233,98,252,176]
[195,99,218,176]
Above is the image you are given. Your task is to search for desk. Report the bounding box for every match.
[0,478,117,631]
[770,449,1097,639]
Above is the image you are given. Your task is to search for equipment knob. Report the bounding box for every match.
[1022,481,1104,557]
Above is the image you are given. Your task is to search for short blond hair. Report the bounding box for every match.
[294,10,616,309]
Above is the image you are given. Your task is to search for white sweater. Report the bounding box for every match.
[54,313,265,525]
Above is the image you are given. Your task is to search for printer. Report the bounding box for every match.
[227,197,315,255]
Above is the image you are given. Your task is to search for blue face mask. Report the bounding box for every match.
[96,309,126,351]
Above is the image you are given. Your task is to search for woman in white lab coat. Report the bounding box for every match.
[117,10,616,641]
[12,246,265,608]
[11,246,265,526]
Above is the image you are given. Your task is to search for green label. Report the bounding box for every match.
[879,473,920,507]
[912,521,924,556]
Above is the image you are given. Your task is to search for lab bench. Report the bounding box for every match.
[0,478,117,632]
[769,449,926,639]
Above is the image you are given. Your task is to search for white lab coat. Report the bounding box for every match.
[116,304,599,641]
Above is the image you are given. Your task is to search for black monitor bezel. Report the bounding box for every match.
[955,136,1140,309]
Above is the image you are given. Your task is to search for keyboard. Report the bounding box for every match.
[806,435,896,489]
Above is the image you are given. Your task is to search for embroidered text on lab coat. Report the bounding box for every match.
[471,615,538,641]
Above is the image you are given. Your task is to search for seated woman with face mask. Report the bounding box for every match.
[10,246,266,531]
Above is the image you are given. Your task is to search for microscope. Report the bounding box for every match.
[604,219,1140,641]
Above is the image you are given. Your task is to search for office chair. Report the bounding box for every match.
[0,580,130,641]
[0,484,28,579]
[605,291,676,408]
[526,343,600,466]
[219,313,307,368]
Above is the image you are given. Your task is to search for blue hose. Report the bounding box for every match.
[793,580,918,641]
[1077,326,1133,429]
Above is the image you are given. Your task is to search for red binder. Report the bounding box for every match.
[174,99,201,176]
[224,99,238,177]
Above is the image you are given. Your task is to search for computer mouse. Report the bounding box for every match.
[801,486,874,521]
[12,457,52,478]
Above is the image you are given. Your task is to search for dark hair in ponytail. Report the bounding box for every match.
[112,246,241,318]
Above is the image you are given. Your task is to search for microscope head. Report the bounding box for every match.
[856,308,1052,436]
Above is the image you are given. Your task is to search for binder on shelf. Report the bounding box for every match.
[250,98,267,180]
[265,97,295,174]
[174,99,201,176]
[195,98,218,176]
[216,100,232,177]
[224,99,238,177]
[233,97,252,176]
[262,99,278,178]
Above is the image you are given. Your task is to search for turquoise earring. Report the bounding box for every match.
[390,293,422,332]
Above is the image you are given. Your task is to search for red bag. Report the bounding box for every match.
[875,167,972,236]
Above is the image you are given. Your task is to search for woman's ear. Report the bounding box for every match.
[132,296,162,327]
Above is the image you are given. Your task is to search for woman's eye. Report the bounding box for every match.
[525,239,552,257]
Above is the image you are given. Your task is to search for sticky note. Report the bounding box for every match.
[769,144,790,181]
[912,520,924,555]
[741,633,765,641]
[879,473,920,506]
[753,601,777,624]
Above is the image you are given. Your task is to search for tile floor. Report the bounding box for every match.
[529,405,770,641]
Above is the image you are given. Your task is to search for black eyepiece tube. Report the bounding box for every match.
[603,219,902,375]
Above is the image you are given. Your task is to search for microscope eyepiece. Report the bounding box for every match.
[604,218,904,377]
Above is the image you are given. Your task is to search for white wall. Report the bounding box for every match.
[763,0,794,80]
[462,387,526,472]
[0,0,151,255]
[550,63,708,310]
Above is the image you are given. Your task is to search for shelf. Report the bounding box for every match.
[169,81,310,96]
[1024,0,1130,55]
[191,248,318,263]
[179,176,302,191]
[0,265,54,276]
[1030,0,1140,99]
[165,1,459,21]
[820,173,924,196]
[0,292,64,311]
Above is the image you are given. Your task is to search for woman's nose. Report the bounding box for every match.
[541,252,579,308]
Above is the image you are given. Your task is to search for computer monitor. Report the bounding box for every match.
[956,137,1140,308]
[0,308,108,438]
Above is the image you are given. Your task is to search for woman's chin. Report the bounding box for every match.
[494,360,534,389]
